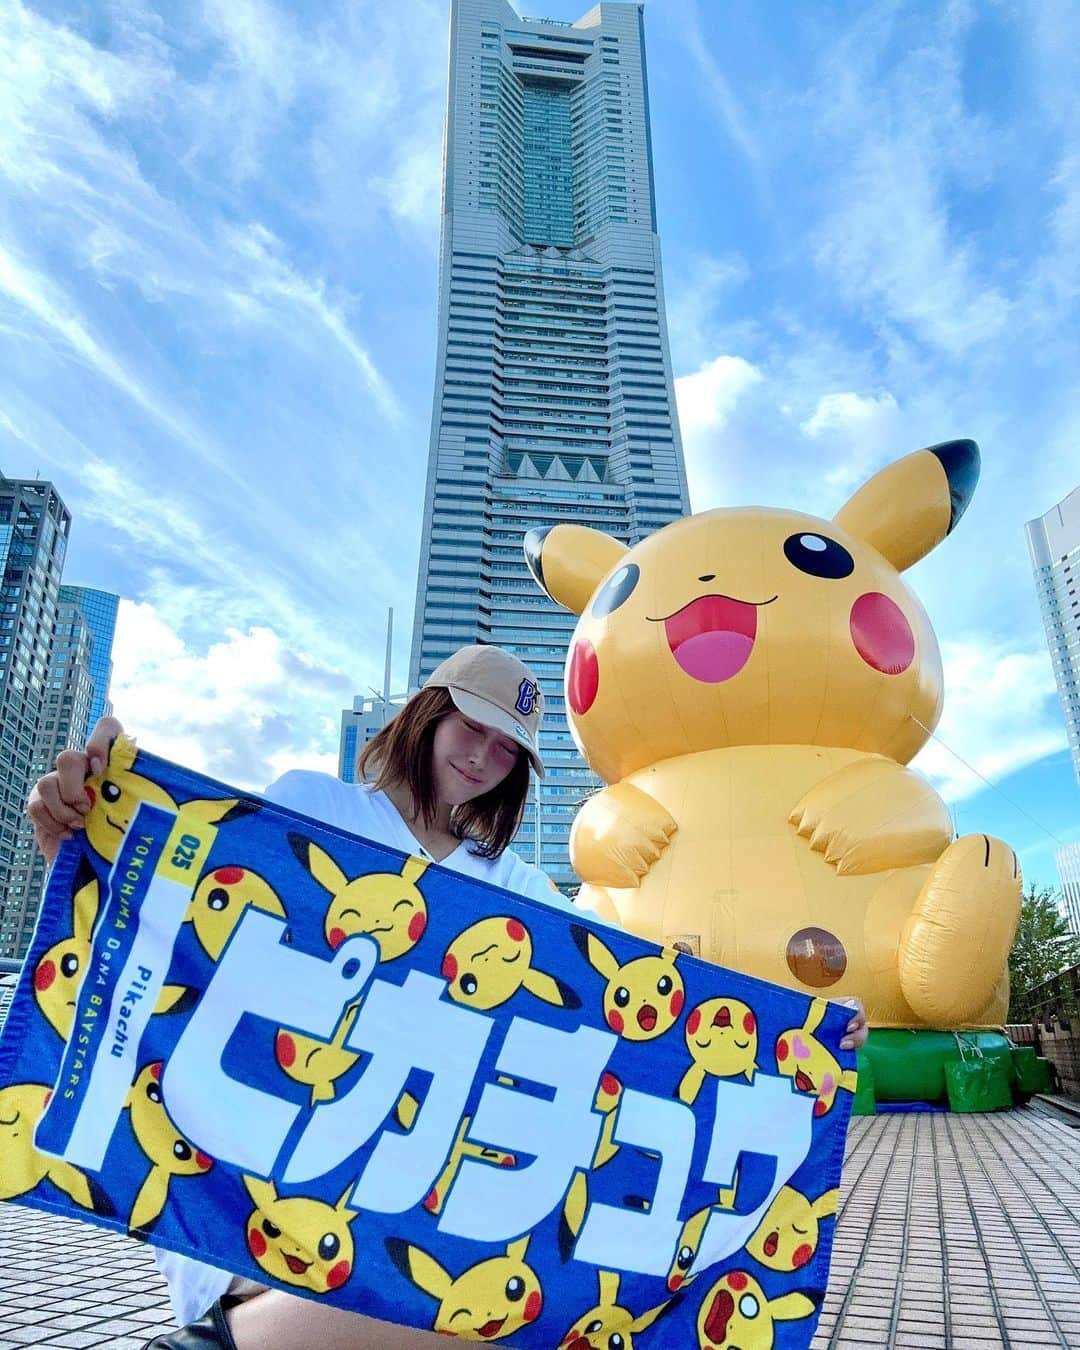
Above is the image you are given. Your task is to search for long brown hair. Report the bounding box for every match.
[356,687,531,859]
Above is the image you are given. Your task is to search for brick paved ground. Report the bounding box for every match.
[1,1105,1077,1348]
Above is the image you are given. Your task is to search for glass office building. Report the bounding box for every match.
[3,594,97,960]
[1057,841,1080,939]
[1026,486,1080,786]
[0,477,70,958]
[410,0,690,886]
[60,585,119,727]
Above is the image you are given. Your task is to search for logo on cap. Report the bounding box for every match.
[515,679,538,717]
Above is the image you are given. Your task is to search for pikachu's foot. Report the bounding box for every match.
[899,835,1021,1026]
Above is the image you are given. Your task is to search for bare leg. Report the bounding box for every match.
[226,1291,445,1350]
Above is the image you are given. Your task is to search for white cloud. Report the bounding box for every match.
[675,355,763,439]
[675,355,765,509]
[111,600,345,790]
[913,638,1068,804]
[800,390,898,440]
[800,390,901,493]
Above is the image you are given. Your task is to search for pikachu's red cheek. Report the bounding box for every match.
[849,592,914,674]
[248,1228,267,1258]
[524,1290,542,1322]
[568,640,599,715]
[327,1261,350,1289]
[408,912,427,942]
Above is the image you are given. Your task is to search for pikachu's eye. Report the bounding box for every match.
[591,563,640,618]
[783,532,853,580]
[101,780,123,803]
[505,1275,525,1302]
[262,1217,281,1239]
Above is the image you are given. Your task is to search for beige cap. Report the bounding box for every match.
[423,646,545,777]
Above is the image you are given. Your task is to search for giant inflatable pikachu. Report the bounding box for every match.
[526,441,1021,1030]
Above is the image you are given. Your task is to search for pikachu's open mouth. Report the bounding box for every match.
[653,593,776,683]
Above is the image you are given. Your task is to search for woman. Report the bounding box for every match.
[29,643,867,1350]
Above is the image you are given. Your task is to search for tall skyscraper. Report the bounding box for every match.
[1026,486,1080,786]
[0,476,70,958]
[339,693,407,783]
[410,0,690,886]
[1057,841,1080,939]
[3,594,97,959]
[60,585,119,727]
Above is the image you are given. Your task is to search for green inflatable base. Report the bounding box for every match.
[852,1030,1053,1114]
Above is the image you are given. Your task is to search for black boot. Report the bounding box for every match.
[145,1298,239,1349]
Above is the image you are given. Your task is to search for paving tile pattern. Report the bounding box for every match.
[1,1106,1078,1347]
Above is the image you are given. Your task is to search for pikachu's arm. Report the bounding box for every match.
[570,782,677,889]
[788,757,952,875]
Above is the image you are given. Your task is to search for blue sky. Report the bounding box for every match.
[0,0,1077,887]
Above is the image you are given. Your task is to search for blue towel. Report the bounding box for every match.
[0,738,855,1348]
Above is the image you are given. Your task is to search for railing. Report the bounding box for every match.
[1028,963,1080,1030]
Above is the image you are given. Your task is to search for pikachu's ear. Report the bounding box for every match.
[597,1269,620,1307]
[243,1175,278,1211]
[72,878,100,946]
[769,1290,821,1323]
[505,1233,531,1264]
[401,855,430,886]
[813,1188,840,1221]
[832,440,979,572]
[385,1239,452,1300]
[108,735,139,775]
[570,925,620,981]
[290,837,348,896]
[525,524,629,616]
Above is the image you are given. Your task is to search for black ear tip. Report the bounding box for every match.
[569,924,590,958]
[384,1236,410,1276]
[287,832,311,865]
[558,979,582,1011]
[523,525,555,589]
[928,439,979,532]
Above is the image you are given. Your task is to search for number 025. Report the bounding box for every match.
[170,834,201,870]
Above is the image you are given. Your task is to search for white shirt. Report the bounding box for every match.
[156,771,576,1325]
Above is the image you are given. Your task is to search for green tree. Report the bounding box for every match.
[1007,882,1080,1022]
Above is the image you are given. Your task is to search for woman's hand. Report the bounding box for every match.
[27,717,125,866]
[837,996,869,1051]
